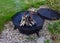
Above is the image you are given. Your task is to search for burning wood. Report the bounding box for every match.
[20,14,36,26]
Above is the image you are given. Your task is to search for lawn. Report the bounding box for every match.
[48,20,60,43]
[0,0,46,32]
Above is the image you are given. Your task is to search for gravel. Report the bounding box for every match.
[0,20,52,43]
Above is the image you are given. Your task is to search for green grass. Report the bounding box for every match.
[48,20,60,34]
[46,0,60,12]
[0,0,46,32]
[44,40,50,43]
[26,36,37,41]
[48,20,60,43]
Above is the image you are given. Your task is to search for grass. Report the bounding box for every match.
[0,0,46,32]
[48,20,60,43]
[48,20,60,34]
[44,40,50,43]
[26,36,37,41]
[46,0,60,12]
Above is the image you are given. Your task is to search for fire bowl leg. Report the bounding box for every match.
[36,31,40,37]
[14,26,17,30]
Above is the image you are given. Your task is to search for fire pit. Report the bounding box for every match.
[12,8,60,37]
[12,11,44,37]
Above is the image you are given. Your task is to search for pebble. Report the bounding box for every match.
[0,20,52,43]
